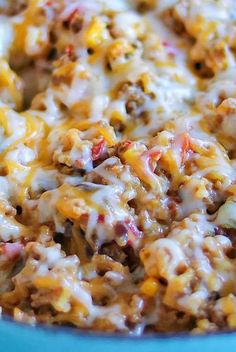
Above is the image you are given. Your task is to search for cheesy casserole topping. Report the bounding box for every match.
[0,0,236,334]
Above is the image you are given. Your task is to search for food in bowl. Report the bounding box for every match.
[0,0,236,334]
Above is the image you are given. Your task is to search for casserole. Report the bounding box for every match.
[0,0,236,337]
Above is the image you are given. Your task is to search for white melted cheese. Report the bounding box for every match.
[0,110,26,152]
[1,0,236,335]
[0,16,14,58]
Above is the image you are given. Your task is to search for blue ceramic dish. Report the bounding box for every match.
[0,318,235,352]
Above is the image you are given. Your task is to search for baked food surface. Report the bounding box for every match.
[1,0,236,334]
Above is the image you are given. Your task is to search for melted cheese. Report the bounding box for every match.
[0,0,236,335]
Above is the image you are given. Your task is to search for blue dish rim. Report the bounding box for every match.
[2,315,236,352]
[1,314,236,340]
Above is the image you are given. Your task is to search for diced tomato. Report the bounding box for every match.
[114,220,142,246]
[124,220,142,245]
[179,133,192,164]
[98,214,105,224]
[74,158,84,169]
[46,1,54,6]
[148,150,161,172]
[92,139,105,161]
[61,7,81,23]
[148,150,162,159]
[114,222,128,237]
[66,9,80,22]
[122,140,132,150]
[125,220,139,237]
[80,213,105,226]
[65,44,74,56]
[117,140,133,155]
[114,219,142,245]
[172,133,193,166]
[2,243,23,260]
[141,148,162,172]
[80,213,89,226]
